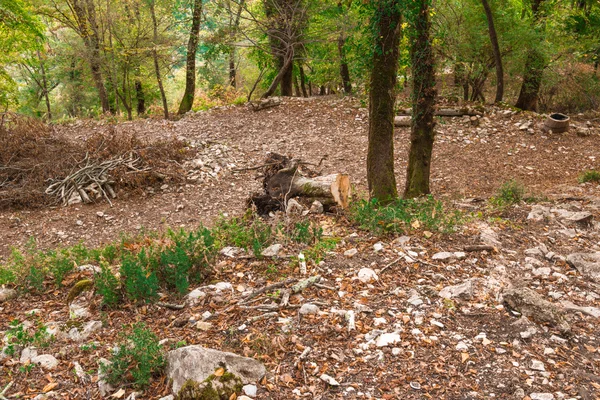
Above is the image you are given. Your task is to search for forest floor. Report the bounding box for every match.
[1,96,600,399]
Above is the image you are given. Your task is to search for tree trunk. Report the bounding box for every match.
[294,75,301,97]
[135,79,145,116]
[515,48,545,111]
[299,64,308,97]
[262,50,294,99]
[72,0,111,114]
[178,0,202,115]
[279,55,294,96]
[37,49,52,121]
[228,0,245,88]
[481,0,504,103]
[338,35,352,94]
[229,53,236,87]
[404,0,437,199]
[150,0,169,119]
[367,1,402,203]
[515,0,545,111]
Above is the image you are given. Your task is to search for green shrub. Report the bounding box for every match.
[349,195,459,235]
[304,237,339,264]
[47,251,75,288]
[579,170,600,184]
[213,213,273,257]
[490,179,525,206]
[4,318,52,356]
[120,250,159,302]
[289,220,323,245]
[96,262,120,307]
[103,322,165,389]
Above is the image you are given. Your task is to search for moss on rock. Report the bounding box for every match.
[175,367,243,400]
[66,279,94,304]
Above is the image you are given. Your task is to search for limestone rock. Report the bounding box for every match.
[357,268,378,283]
[31,354,59,370]
[286,199,304,215]
[439,278,484,300]
[166,345,266,394]
[0,288,17,303]
[261,244,281,257]
[566,252,600,282]
[502,285,570,334]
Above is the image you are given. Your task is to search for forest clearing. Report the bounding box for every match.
[2,0,600,399]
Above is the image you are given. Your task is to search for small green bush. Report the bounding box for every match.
[213,213,273,257]
[120,250,160,302]
[96,262,120,307]
[103,322,165,389]
[490,179,525,206]
[4,318,52,356]
[349,195,459,235]
[579,170,600,184]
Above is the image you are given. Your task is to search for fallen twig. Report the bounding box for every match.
[463,245,495,252]
[239,278,297,304]
[0,381,13,400]
[157,301,185,310]
[380,256,403,274]
[248,312,279,322]
[292,275,321,294]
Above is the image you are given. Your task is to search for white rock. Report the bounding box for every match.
[242,384,258,397]
[320,374,340,386]
[69,302,91,319]
[532,267,552,277]
[432,252,456,261]
[530,359,545,371]
[373,317,387,327]
[32,354,59,370]
[212,282,233,293]
[454,252,466,260]
[376,332,401,347]
[456,342,469,351]
[299,303,320,315]
[373,242,384,252]
[530,394,555,400]
[20,347,38,363]
[309,201,324,214]
[357,268,378,283]
[286,199,304,215]
[344,248,358,257]
[261,244,281,257]
[220,246,243,258]
[186,288,207,304]
[158,397,174,400]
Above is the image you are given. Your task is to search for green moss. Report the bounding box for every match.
[175,368,243,400]
[66,279,94,304]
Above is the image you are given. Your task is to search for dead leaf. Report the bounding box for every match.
[43,382,58,393]
[461,352,469,363]
[214,367,225,377]
[111,388,125,398]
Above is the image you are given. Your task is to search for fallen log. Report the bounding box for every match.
[249,98,281,112]
[247,153,350,215]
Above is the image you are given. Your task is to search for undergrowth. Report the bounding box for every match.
[102,322,165,389]
[0,212,336,306]
[579,170,600,184]
[348,195,460,235]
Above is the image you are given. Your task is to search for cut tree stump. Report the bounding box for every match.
[246,153,350,215]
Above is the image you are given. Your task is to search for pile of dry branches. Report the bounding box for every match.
[0,113,193,209]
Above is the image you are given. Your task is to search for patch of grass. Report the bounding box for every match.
[102,322,165,389]
[304,237,339,265]
[213,212,274,257]
[489,179,525,207]
[4,318,53,356]
[95,262,120,308]
[348,195,460,235]
[579,170,600,183]
[120,249,160,303]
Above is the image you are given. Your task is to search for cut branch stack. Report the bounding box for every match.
[45,154,149,206]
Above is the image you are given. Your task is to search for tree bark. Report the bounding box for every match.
[228,0,245,88]
[279,55,294,96]
[135,79,145,116]
[404,0,437,199]
[178,0,203,115]
[37,49,52,121]
[262,50,294,98]
[338,35,352,94]
[515,0,545,111]
[149,0,169,119]
[481,0,504,103]
[367,1,402,203]
[299,64,308,97]
[71,0,111,114]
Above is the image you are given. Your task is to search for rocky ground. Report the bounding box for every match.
[1,97,600,399]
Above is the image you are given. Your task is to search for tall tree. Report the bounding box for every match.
[481,0,504,103]
[515,0,546,111]
[366,0,402,202]
[337,1,352,94]
[70,0,111,114]
[404,0,436,198]
[149,0,169,119]
[178,0,203,115]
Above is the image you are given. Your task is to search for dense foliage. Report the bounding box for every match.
[0,0,597,119]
